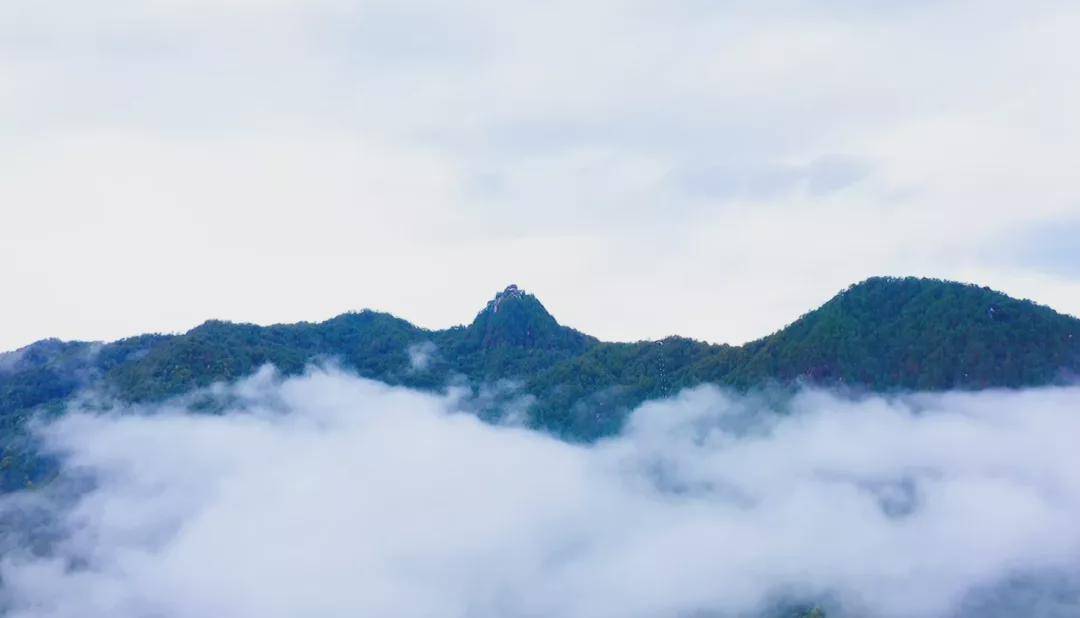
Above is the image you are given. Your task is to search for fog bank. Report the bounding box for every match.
[2,367,1080,617]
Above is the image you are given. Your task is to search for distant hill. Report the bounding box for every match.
[727,277,1080,389]
[3,277,1080,489]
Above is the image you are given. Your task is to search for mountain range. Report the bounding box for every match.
[3,276,1080,490]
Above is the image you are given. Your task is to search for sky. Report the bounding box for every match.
[2,0,1079,351]
[3,367,1080,617]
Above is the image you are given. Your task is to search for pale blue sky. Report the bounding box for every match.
[2,0,1078,350]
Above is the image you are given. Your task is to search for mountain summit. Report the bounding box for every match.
[464,285,590,350]
[485,284,528,313]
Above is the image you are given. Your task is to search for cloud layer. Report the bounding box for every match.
[3,0,1080,350]
[2,367,1080,617]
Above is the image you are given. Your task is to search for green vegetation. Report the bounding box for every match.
[4,277,1080,489]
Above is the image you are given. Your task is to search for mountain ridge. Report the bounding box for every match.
[3,276,1080,489]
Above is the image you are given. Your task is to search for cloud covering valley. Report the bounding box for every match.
[2,367,1079,617]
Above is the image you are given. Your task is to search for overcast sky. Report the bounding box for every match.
[2,0,1079,351]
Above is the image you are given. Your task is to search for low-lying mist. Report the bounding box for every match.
[2,366,1080,618]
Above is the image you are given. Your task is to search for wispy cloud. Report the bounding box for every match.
[675,155,871,201]
[406,340,438,372]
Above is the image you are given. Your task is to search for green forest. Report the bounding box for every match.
[4,277,1080,491]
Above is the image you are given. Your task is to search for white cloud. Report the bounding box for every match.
[2,367,1080,617]
[406,340,437,372]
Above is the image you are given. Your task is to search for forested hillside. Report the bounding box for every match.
[4,277,1080,488]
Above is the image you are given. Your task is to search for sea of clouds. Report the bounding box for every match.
[2,366,1080,617]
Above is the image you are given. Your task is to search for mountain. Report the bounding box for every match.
[3,277,1080,489]
[726,277,1080,389]
[464,284,589,350]
[436,284,597,380]
[521,278,1080,438]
